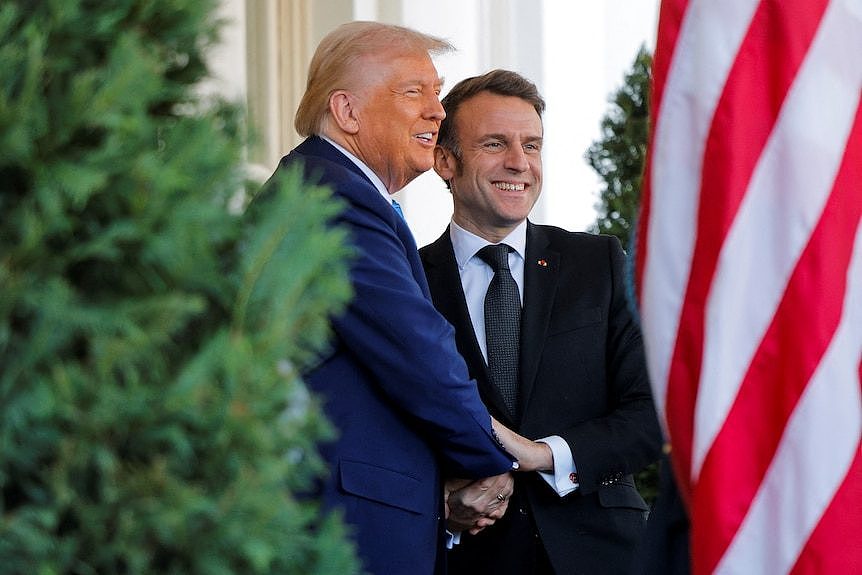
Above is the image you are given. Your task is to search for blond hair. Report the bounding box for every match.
[294,21,453,137]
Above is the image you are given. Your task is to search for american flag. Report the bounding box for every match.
[635,1,862,574]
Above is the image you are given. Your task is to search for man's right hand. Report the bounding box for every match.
[444,472,514,535]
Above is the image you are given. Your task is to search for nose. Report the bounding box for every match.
[504,145,529,172]
[426,93,445,121]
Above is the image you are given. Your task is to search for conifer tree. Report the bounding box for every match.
[0,1,358,572]
[586,46,652,250]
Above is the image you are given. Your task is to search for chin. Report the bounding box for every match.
[412,159,435,173]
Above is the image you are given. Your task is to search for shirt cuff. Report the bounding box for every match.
[536,435,579,497]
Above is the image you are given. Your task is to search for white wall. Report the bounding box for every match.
[395,0,659,246]
[208,0,660,246]
[394,0,545,246]
[540,0,659,240]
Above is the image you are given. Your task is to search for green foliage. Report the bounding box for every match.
[586,46,652,250]
[0,1,358,572]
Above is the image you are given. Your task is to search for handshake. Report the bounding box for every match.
[445,417,553,534]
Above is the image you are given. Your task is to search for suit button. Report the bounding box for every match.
[600,471,624,486]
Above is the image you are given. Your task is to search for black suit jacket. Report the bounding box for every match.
[420,222,663,574]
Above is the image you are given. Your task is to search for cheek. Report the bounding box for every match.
[530,160,542,178]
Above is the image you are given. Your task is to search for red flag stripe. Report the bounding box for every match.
[789,446,862,575]
[639,0,762,437]
[650,0,689,120]
[717,219,862,574]
[693,88,862,574]
[664,0,831,492]
[691,0,862,477]
[722,339,862,575]
[639,0,862,573]
[634,0,690,311]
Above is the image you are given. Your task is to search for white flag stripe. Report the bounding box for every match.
[692,0,862,477]
[715,222,862,575]
[642,0,761,415]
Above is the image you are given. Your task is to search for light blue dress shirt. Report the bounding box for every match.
[449,220,579,496]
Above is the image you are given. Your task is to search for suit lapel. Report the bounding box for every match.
[295,136,371,182]
[422,231,513,423]
[520,223,559,411]
[295,137,430,298]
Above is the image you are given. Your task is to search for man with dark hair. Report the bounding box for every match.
[420,69,663,574]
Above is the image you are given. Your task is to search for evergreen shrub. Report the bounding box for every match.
[0,1,358,572]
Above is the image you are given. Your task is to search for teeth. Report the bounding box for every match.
[415,132,433,142]
[495,182,525,191]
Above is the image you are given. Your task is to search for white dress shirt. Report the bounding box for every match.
[450,220,579,497]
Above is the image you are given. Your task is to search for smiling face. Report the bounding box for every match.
[435,92,543,242]
[345,51,445,192]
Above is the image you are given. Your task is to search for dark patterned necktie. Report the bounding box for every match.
[477,244,521,417]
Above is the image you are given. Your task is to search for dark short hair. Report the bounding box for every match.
[437,69,546,159]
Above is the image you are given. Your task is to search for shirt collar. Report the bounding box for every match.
[321,135,391,204]
[449,219,528,270]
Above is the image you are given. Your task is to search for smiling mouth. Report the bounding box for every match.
[414,132,435,144]
[494,182,526,191]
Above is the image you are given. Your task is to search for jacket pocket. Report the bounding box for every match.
[597,482,649,511]
[339,459,425,514]
[547,306,602,336]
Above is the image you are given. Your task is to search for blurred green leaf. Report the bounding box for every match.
[0,1,359,572]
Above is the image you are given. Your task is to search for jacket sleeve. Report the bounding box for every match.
[559,235,663,494]
[329,175,514,479]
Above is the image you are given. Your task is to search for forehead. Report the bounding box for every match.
[359,50,442,88]
[456,92,543,137]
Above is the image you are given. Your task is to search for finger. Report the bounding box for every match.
[445,478,473,493]
[487,503,508,520]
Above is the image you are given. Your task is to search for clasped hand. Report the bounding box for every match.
[444,419,553,535]
[444,472,514,535]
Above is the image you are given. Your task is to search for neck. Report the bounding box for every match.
[322,130,408,193]
[453,214,522,244]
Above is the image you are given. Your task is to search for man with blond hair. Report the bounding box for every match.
[257,22,515,575]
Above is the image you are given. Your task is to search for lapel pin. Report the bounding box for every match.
[537,259,548,267]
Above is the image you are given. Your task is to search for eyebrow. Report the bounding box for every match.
[483,133,544,143]
[394,78,445,93]
[398,76,444,86]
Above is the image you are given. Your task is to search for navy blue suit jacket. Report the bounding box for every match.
[262,137,513,575]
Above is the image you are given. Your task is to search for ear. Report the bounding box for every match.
[433,146,457,181]
[328,90,360,135]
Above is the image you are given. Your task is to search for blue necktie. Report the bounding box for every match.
[391,199,405,220]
